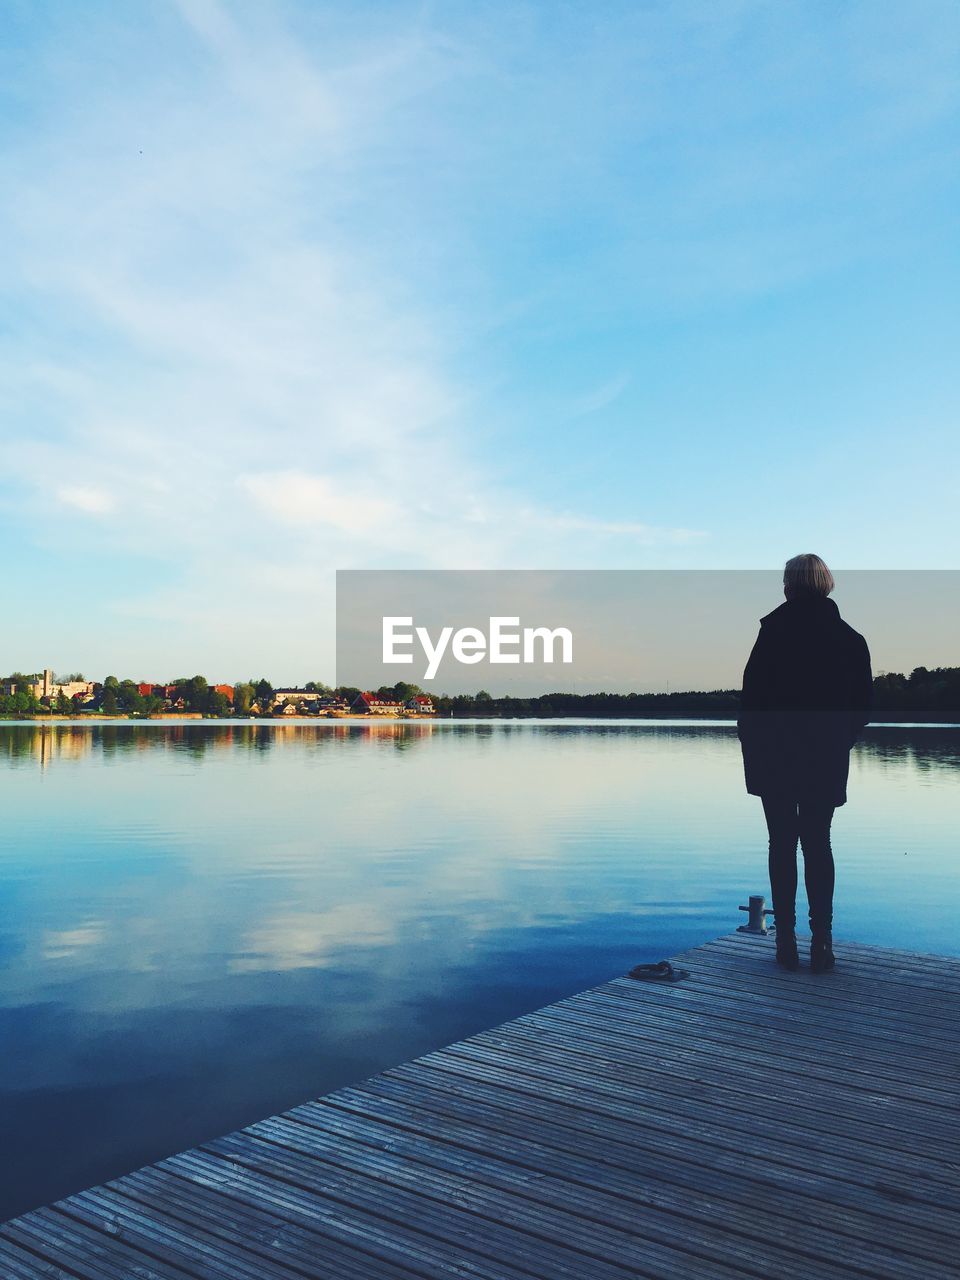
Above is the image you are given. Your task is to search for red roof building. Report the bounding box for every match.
[352,692,404,715]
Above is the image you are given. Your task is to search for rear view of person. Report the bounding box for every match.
[738,554,872,973]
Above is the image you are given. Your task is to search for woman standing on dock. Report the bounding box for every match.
[738,554,872,973]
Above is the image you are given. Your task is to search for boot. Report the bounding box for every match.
[775,929,799,971]
[773,908,799,970]
[810,928,836,974]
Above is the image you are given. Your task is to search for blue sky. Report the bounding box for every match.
[1,0,958,681]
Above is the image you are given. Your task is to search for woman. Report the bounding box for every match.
[738,554,872,972]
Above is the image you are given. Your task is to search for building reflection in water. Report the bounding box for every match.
[0,717,443,767]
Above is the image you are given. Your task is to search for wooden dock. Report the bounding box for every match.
[3,929,959,1279]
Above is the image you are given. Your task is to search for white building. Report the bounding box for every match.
[3,669,95,702]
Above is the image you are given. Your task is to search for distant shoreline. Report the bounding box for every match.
[6,668,958,721]
[3,714,960,728]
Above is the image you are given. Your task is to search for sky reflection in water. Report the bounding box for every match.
[1,719,958,1220]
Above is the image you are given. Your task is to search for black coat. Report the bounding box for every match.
[737,594,872,806]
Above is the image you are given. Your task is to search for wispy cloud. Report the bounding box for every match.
[239,471,396,536]
[525,511,706,544]
[0,0,706,678]
[56,485,116,516]
[568,373,631,418]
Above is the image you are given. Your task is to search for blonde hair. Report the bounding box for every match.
[784,553,834,597]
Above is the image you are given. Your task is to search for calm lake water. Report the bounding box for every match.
[1,718,958,1221]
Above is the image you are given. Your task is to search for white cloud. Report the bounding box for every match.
[42,921,106,960]
[231,903,396,973]
[239,470,396,535]
[56,486,116,516]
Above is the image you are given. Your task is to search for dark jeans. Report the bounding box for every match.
[761,793,836,933]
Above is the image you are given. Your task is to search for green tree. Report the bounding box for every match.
[103,689,119,714]
[173,675,210,712]
[377,683,422,701]
[189,676,210,711]
[5,674,37,699]
[233,682,254,714]
[119,680,145,714]
[391,682,423,702]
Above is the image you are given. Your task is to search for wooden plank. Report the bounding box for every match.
[557,986,960,1091]
[659,945,960,1027]
[375,1062,960,1265]
[590,979,960,1073]
[0,1236,79,1279]
[166,1146,582,1280]
[702,935,960,991]
[694,937,960,993]
[619,942,960,1029]
[720,932,960,973]
[332,1077,960,1270]
[227,1118,762,1280]
[482,1008,960,1167]
[203,1127,726,1280]
[545,988,960,1111]
[109,1166,428,1280]
[394,1051,960,1238]
[540,990,960,1100]
[455,1008,957,1141]
[432,1036,960,1199]
[58,1186,309,1280]
[261,1108,816,1280]
[2,1208,198,1280]
[286,1095,931,1280]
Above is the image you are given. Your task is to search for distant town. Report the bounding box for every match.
[2,665,959,721]
[0,671,436,719]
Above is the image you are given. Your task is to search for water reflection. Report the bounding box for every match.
[0,718,448,767]
[0,720,958,1221]
[858,726,960,772]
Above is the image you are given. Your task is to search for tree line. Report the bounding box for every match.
[2,667,959,720]
[427,667,960,719]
